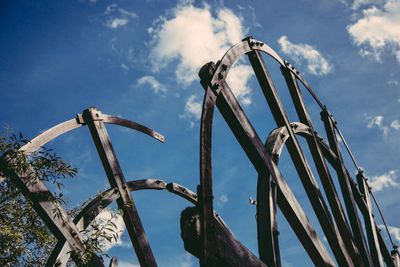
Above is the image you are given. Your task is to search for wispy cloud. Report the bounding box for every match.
[369,170,399,191]
[378,224,400,242]
[148,2,248,85]
[367,115,389,135]
[391,120,400,130]
[226,64,253,105]
[180,94,202,127]
[136,75,167,95]
[366,115,400,135]
[277,36,333,75]
[217,194,228,208]
[104,4,137,29]
[347,0,400,62]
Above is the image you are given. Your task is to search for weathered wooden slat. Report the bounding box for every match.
[357,171,384,266]
[247,48,351,266]
[102,114,164,143]
[83,107,157,267]
[321,109,373,266]
[282,66,361,266]
[19,118,83,156]
[198,63,335,265]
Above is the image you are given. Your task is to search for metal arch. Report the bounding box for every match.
[20,111,164,155]
[46,179,197,267]
[264,123,396,267]
[199,64,335,266]
[3,107,165,267]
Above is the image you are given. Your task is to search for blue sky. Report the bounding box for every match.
[1,0,400,266]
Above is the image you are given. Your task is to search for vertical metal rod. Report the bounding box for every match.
[83,107,157,267]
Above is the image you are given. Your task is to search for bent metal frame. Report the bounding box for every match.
[1,37,399,267]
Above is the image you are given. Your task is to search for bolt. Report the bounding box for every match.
[213,83,220,90]
[221,64,228,71]
[218,72,223,80]
[250,41,255,47]
[280,133,286,139]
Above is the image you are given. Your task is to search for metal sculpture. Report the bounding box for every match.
[2,37,400,267]
[196,36,400,266]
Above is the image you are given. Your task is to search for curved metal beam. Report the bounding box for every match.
[199,61,335,266]
[47,179,197,267]
[21,118,83,155]
[102,114,164,143]
[20,112,164,156]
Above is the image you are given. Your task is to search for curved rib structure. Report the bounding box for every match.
[197,36,396,267]
[3,107,165,267]
[46,179,197,267]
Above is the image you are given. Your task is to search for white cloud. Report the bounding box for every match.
[180,94,202,127]
[217,194,228,208]
[136,75,167,94]
[366,115,389,135]
[121,64,129,71]
[350,0,383,10]
[378,224,400,242]
[391,120,400,130]
[104,5,137,29]
[107,18,129,29]
[84,209,126,252]
[369,170,399,191]
[277,36,333,75]
[226,64,253,105]
[347,0,400,63]
[148,2,248,85]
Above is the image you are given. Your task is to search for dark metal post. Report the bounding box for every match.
[83,107,157,267]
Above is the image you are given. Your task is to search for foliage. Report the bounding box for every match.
[0,129,78,266]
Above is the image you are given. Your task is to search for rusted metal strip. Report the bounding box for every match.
[246,46,351,266]
[198,61,335,265]
[281,66,361,266]
[321,109,373,266]
[47,179,195,267]
[357,171,384,266]
[83,107,157,267]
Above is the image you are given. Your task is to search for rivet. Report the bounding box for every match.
[280,133,285,138]
[221,64,228,71]
[218,73,223,80]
